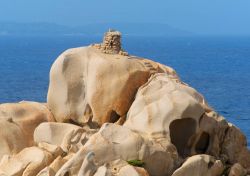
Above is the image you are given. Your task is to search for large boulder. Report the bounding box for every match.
[0,119,26,161]
[34,122,97,153]
[220,123,250,170]
[124,73,250,172]
[56,123,178,176]
[0,101,54,159]
[0,147,54,176]
[171,155,224,176]
[1,31,250,176]
[124,73,207,157]
[47,46,177,126]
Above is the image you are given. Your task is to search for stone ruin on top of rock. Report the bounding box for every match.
[92,29,129,56]
[0,30,249,176]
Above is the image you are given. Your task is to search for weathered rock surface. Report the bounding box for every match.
[172,155,224,176]
[93,166,110,176]
[124,73,250,170]
[124,73,211,158]
[0,101,54,159]
[0,31,249,176]
[34,122,82,151]
[0,147,54,176]
[47,42,177,126]
[0,119,26,162]
[34,122,98,155]
[228,163,247,176]
[55,123,177,176]
[124,73,207,138]
[118,165,149,176]
[37,167,56,176]
[221,123,250,170]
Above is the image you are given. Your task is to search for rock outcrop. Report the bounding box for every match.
[124,73,207,140]
[47,32,177,126]
[55,123,178,176]
[0,30,249,176]
[0,147,55,176]
[171,155,224,176]
[0,101,54,159]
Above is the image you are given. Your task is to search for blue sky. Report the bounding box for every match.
[1,0,250,35]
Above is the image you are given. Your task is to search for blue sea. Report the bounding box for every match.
[0,35,249,146]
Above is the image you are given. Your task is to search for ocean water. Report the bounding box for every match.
[0,35,249,146]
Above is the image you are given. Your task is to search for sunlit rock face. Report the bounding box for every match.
[124,73,250,168]
[0,101,54,159]
[47,37,177,126]
[171,154,224,176]
[0,31,249,176]
[124,73,206,139]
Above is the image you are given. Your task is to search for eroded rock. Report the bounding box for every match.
[0,147,54,176]
[34,122,91,153]
[0,31,249,176]
[0,101,54,159]
[229,163,247,176]
[118,165,149,176]
[56,123,177,176]
[172,155,224,176]
[124,73,207,157]
[47,41,177,126]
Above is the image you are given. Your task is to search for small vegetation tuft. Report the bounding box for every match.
[127,159,145,167]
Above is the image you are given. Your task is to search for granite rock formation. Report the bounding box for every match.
[47,30,177,126]
[0,30,249,176]
[0,101,54,159]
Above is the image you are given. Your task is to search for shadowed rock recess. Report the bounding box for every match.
[0,30,249,176]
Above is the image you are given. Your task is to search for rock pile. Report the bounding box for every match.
[92,29,128,56]
[0,30,249,176]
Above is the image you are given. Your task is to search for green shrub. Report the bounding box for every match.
[127,160,145,167]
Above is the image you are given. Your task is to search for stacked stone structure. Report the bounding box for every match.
[92,29,128,56]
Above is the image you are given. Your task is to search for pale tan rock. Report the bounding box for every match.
[118,165,149,176]
[139,58,180,80]
[124,73,206,157]
[93,166,110,176]
[1,32,249,176]
[0,147,54,176]
[38,142,63,158]
[97,159,149,176]
[197,111,228,158]
[229,163,247,176]
[172,155,224,176]
[0,101,54,144]
[0,101,54,159]
[56,123,177,176]
[49,156,68,173]
[34,122,86,152]
[35,155,69,176]
[47,45,177,126]
[78,152,97,176]
[190,112,250,172]
[123,73,250,170]
[134,167,150,176]
[0,119,26,161]
[100,30,122,54]
[108,159,128,175]
[36,167,55,176]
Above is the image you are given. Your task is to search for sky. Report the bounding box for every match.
[1,0,250,35]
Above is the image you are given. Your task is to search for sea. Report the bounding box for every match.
[0,35,249,147]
